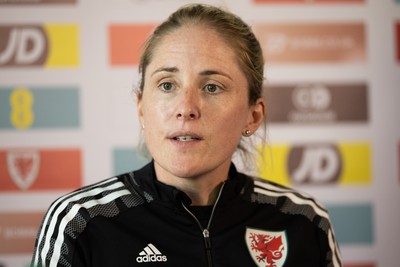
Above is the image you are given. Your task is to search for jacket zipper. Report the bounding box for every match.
[181,182,225,267]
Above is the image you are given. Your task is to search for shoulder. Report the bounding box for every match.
[39,175,130,233]
[249,176,332,230]
[38,172,146,242]
[31,175,134,266]
[45,172,147,221]
[42,162,154,222]
[240,174,342,266]
[51,175,130,210]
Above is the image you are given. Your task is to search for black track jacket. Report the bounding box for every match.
[31,162,342,267]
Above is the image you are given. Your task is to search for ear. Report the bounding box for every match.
[245,98,265,134]
[137,91,144,127]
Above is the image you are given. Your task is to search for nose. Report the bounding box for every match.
[177,111,198,120]
[175,90,200,120]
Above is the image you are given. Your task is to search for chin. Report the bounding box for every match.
[158,159,208,180]
[169,164,202,179]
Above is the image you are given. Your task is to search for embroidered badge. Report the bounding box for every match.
[245,227,288,267]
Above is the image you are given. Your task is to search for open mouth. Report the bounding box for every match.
[173,136,200,142]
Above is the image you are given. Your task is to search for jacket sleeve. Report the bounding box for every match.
[30,199,89,267]
[318,212,343,267]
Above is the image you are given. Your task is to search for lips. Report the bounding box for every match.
[169,132,202,142]
[174,136,199,141]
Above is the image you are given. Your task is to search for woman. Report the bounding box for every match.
[31,4,342,267]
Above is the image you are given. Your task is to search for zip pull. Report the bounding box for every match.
[203,229,211,250]
[203,229,213,266]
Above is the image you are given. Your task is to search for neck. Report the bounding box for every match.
[154,162,229,206]
[182,180,224,206]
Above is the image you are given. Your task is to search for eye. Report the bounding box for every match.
[159,82,175,92]
[204,84,222,94]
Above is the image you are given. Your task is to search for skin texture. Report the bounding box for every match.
[138,25,265,205]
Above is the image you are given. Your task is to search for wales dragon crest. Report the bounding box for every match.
[245,227,288,267]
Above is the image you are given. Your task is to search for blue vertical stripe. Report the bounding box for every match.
[113,147,150,175]
[33,88,80,128]
[0,87,80,129]
[326,203,374,245]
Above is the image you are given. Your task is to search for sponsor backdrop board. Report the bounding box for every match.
[0,0,399,267]
[0,24,79,68]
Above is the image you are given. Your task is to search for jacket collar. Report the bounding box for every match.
[130,161,249,207]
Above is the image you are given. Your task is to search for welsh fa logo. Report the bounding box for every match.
[245,227,288,267]
[7,149,40,190]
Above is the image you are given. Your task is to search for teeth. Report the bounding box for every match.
[175,136,197,141]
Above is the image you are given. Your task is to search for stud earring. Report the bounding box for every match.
[244,129,251,136]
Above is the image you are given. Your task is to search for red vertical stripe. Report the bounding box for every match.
[0,148,82,192]
[109,24,156,66]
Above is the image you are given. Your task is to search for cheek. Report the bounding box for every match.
[142,107,163,148]
[208,106,248,142]
[141,96,169,123]
[143,109,163,133]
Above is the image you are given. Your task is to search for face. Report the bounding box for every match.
[138,25,264,183]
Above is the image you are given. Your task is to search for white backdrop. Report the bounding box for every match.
[0,0,399,266]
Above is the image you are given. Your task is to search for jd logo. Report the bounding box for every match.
[288,144,342,184]
[0,25,48,66]
[292,84,331,112]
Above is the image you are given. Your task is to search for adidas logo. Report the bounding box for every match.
[136,243,168,263]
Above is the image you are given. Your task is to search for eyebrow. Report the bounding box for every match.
[199,70,233,81]
[151,67,179,77]
[151,67,233,81]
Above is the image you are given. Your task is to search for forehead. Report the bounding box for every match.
[148,25,241,71]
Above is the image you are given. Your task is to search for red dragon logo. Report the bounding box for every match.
[246,228,287,267]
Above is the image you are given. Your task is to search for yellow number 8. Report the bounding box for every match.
[10,87,34,129]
